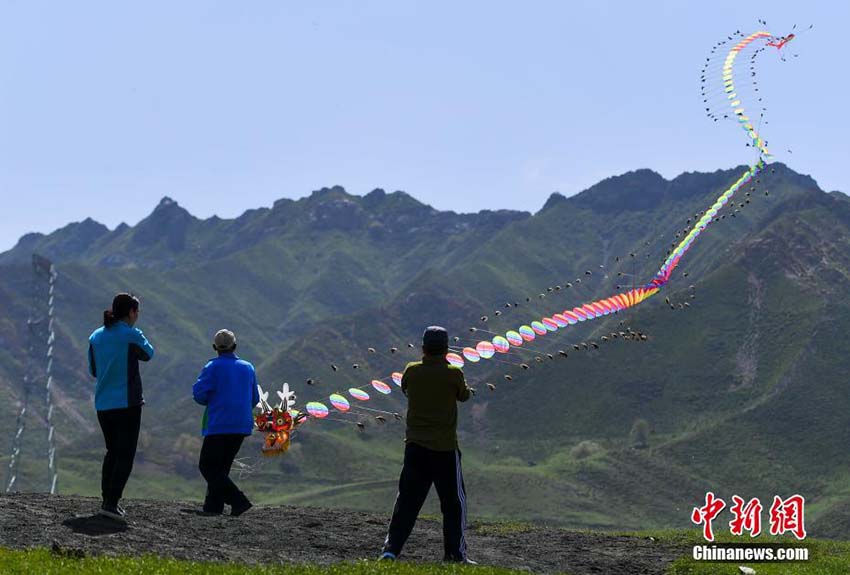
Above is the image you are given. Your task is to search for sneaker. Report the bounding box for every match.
[97,504,126,521]
[116,503,127,517]
[231,500,253,517]
[379,552,397,561]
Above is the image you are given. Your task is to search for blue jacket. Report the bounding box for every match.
[192,353,260,436]
[88,322,155,411]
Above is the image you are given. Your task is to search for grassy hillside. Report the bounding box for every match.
[2,163,849,537]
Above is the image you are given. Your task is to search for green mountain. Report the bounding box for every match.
[3,165,849,537]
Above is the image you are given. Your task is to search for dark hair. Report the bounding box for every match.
[103,293,140,328]
[422,325,449,356]
[423,344,449,356]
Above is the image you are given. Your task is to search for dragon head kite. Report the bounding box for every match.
[255,383,307,456]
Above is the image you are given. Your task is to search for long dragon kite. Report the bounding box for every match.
[257,28,796,455]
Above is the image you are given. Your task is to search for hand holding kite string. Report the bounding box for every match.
[265,26,798,455]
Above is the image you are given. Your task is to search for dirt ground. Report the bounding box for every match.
[0,493,688,574]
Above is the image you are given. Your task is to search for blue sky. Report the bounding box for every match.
[1,0,846,250]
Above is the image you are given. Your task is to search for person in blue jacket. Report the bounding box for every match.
[192,329,259,516]
[88,293,154,520]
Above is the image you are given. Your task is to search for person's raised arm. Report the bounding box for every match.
[455,369,472,402]
[131,328,155,361]
[193,361,215,406]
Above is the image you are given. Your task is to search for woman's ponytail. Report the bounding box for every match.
[103,293,140,328]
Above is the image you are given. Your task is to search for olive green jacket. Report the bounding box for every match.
[402,355,472,451]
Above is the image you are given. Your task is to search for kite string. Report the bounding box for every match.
[300,29,781,423]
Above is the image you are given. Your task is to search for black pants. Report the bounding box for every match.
[97,405,142,507]
[383,443,468,560]
[198,434,249,513]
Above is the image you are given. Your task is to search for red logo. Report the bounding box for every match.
[692,493,806,541]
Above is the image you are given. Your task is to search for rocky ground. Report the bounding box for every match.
[0,493,688,574]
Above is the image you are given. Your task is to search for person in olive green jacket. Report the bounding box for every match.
[380,326,475,564]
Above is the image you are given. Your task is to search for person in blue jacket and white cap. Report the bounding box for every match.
[192,329,259,516]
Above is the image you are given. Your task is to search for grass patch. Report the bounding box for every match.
[0,548,537,575]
